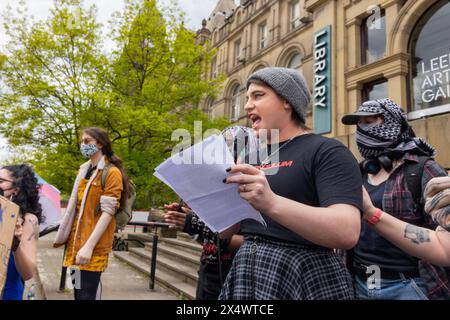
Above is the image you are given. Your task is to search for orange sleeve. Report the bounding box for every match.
[104,166,123,210]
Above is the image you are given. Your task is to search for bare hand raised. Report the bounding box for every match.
[224,164,277,213]
[164,202,190,230]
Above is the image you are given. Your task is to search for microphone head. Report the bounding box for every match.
[221,126,258,164]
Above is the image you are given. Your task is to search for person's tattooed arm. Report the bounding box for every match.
[404,224,431,245]
[368,212,450,265]
[27,217,40,241]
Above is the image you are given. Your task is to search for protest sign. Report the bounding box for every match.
[0,196,20,296]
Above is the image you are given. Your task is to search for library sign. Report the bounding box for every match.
[313,25,332,134]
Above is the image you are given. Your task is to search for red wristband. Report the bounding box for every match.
[366,208,383,226]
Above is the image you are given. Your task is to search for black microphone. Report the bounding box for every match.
[222,126,254,164]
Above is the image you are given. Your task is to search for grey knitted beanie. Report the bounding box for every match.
[247,67,310,123]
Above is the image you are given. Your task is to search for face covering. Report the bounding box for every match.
[355,99,409,159]
[80,143,98,158]
[357,122,380,131]
[355,99,436,159]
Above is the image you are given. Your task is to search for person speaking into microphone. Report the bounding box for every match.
[220,67,363,300]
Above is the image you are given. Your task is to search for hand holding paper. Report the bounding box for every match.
[224,164,278,215]
[154,134,266,233]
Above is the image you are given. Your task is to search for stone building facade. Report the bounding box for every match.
[196,0,450,168]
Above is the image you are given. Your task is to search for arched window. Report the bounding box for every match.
[230,84,241,121]
[410,0,450,116]
[206,99,215,120]
[287,52,302,70]
[251,64,267,73]
[361,9,386,64]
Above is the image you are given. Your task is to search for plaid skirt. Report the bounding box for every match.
[219,236,355,300]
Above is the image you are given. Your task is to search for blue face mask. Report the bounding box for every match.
[80,143,98,158]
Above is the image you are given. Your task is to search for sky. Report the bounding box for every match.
[0,0,221,48]
[0,0,223,161]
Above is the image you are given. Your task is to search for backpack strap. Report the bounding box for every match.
[404,155,431,212]
[95,163,113,214]
[100,163,114,191]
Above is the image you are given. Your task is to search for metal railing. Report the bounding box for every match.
[38,224,60,238]
[123,221,172,290]
[51,220,172,292]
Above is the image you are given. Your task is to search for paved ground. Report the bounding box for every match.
[32,234,177,300]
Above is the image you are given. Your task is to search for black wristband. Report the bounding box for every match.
[11,236,21,252]
[182,211,194,233]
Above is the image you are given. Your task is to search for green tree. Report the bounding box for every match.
[101,0,227,207]
[0,0,228,207]
[0,0,108,193]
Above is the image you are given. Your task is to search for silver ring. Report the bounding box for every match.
[242,184,247,192]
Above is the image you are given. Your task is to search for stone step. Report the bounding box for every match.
[121,231,195,246]
[128,247,199,287]
[121,229,177,243]
[177,232,194,242]
[158,237,203,256]
[144,242,201,269]
[113,251,196,300]
[123,232,152,243]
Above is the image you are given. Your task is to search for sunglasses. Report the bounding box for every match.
[81,138,96,145]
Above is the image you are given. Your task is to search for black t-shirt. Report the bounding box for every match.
[241,133,363,247]
[353,176,419,272]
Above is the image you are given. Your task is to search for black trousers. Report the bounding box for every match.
[73,270,102,300]
[196,276,221,300]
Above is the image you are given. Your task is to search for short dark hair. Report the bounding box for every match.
[291,110,310,129]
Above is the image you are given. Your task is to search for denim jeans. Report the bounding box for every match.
[353,273,429,300]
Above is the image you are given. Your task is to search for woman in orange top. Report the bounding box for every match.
[54,127,131,300]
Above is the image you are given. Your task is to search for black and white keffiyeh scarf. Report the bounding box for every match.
[356,99,436,159]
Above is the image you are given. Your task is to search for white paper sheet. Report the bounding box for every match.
[154,134,266,232]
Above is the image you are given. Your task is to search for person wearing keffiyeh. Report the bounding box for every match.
[342,98,449,300]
